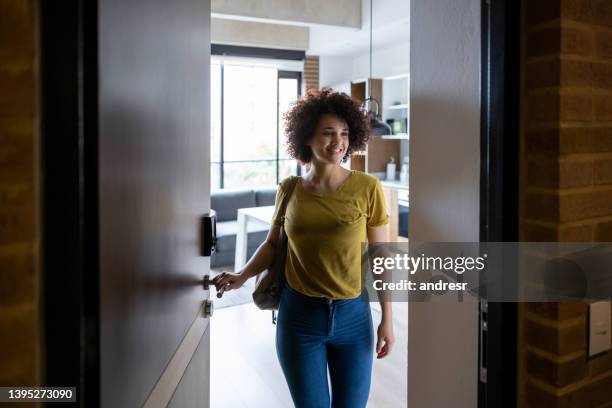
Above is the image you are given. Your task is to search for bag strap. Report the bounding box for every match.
[278,176,299,224]
[271,177,299,324]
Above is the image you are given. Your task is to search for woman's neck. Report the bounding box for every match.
[304,162,349,188]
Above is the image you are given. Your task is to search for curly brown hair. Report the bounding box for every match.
[283,87,370,163]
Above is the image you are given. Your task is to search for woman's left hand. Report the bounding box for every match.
[376,319,394,359]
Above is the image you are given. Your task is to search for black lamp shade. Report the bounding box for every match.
[370,112,393,136]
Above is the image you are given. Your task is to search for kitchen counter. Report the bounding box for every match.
[380,180,408,191]
[381,180,409,209]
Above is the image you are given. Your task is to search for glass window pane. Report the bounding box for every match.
[223,65,278,162]
[210,162,221,191]
[278,77,299,160]
[211,64,222,164]
[279,159,298,180]
[223,161,276,189]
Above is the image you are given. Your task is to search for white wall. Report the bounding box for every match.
[408,0,480,406]
[309,0,410,56]
[350,42,409,81]
[319,41,410,88]
[319,56,353,89]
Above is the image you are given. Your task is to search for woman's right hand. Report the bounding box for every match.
[211,271,248,293]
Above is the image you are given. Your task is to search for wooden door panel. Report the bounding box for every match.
[98,0,210,406]
[167,327,210,408]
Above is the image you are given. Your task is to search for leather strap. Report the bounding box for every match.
[278,176,299,224]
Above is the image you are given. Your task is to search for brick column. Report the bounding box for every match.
[0,0,42,392]
[304,55,319,93]
[520,0,612,405]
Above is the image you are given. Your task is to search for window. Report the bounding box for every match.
[211,61,301,190]
[278,72,301,182]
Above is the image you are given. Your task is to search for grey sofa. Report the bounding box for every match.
[211,186,278,268]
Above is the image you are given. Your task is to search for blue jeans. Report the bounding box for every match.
[275,282,374,408]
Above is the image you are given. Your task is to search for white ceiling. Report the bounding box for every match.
[307,0,410,57]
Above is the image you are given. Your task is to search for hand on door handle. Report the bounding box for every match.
[211,271,247,298]
[216,284,227,298]
[202,274,227,298]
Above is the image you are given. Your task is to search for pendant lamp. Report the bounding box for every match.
[363,0,392,136]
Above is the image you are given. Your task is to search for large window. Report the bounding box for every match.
[211,61,301,189]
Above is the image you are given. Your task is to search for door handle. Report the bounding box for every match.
[202,274,211,290]
[200,210,217,256]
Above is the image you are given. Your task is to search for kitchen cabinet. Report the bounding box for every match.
[382,74,409,140]
[348,78,402,174]
[381,181,408,242]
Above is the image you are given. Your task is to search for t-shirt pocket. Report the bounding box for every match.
[337,206,364,226]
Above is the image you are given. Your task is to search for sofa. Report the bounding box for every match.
[211,186,278,269]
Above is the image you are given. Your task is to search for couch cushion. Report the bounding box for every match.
[210,250,234,269]
[211,189,256,222]
[215,220,270,252]
[255,186,278,207]
[211,245,261,269]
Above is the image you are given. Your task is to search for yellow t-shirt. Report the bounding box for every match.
[272,170,389,299]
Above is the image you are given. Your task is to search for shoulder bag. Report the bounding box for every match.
[252,176,300,312]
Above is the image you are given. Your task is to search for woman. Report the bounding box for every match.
[212,88,394,408]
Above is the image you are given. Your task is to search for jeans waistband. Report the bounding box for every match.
[284,282,365,305]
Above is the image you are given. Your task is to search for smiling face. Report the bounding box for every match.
[307,114,350,165]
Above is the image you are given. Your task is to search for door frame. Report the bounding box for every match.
[479,0,521,406]
[41,0,521,405]
[40,0,100,405]
[277,70,303,178]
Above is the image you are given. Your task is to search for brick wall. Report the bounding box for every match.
[0,0,42,395]
[521,0,612,406]
[304,55,319,92]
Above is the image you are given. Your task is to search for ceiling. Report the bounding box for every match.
[211,0,410,58]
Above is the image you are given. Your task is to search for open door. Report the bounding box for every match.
[98,0,211,406]
[42,0,213,406]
